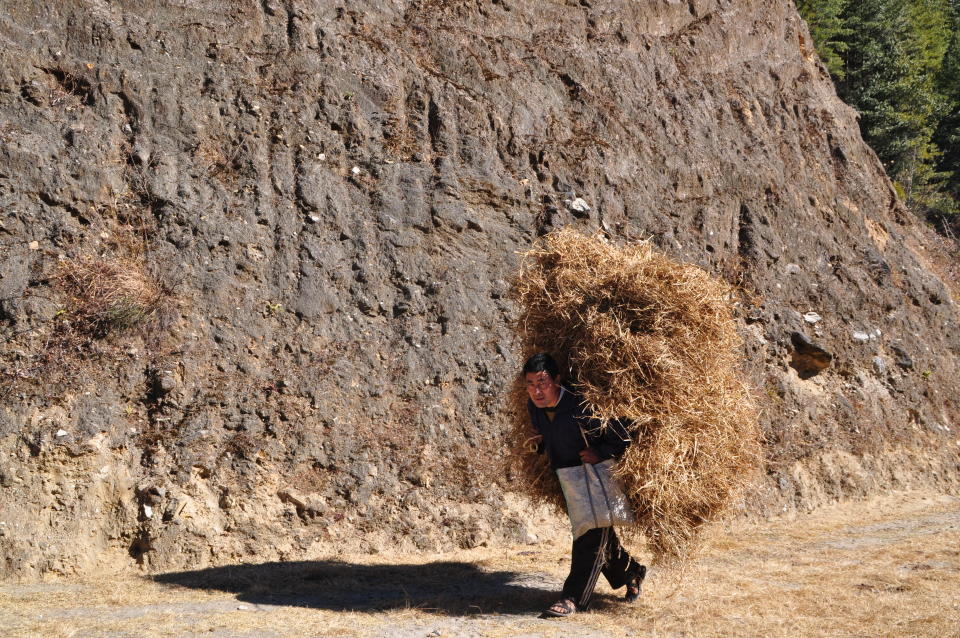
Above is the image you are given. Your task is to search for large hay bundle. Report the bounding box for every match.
[507,229,761,561]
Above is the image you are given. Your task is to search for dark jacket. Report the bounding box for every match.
[527,387,630,469]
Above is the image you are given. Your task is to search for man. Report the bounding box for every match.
[523,352,645,618]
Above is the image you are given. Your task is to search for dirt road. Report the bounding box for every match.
[2,491,958,637]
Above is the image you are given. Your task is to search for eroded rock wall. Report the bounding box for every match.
[1,0,958,578]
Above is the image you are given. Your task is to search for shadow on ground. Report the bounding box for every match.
[153,560,558,616]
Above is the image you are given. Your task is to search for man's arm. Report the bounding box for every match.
[526,400,545,454]
[580,419,630,463]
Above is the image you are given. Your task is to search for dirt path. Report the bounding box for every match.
[2,491,958,637]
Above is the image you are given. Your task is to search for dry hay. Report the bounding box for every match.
[507,228,761,561]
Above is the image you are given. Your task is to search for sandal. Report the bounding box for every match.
[539,597,577,618]
[624,565,647,603]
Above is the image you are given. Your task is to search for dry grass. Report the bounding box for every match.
[506,229,761,561]
[54,255,166,338]
[1,491,957,637]
[0,253,173,393]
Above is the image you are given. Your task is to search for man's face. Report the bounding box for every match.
[525,371,562,408]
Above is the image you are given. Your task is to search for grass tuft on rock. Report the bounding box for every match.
[56,255,165,338]
[506,228,761,562]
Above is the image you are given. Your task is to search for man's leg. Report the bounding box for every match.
[601,528,645,590]
[560,527,610,610]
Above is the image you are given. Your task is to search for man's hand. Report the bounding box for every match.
[579,448,602,464]
[524,434,543,453]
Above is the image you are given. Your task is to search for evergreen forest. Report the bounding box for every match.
[797,0,960,234]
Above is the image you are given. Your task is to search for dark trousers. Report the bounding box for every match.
[562,527,642,610]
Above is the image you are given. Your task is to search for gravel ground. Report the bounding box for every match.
[2,491,959,637]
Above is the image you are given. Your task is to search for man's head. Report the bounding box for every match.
[523,353,562,408]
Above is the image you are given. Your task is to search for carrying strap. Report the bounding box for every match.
[578,425,607,528]
[581,462,601,529]
[578,424,590,449]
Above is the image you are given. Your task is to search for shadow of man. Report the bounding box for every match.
[153,559,558,616]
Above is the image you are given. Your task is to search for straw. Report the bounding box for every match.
[506,228,761,561]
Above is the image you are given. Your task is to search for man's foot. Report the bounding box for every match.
[624,565,647,603]
[539,598,577,618]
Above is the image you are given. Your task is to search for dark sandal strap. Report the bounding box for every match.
[541,598,577,617]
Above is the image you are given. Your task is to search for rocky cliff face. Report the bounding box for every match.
[1,0,958,579]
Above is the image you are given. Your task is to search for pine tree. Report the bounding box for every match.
[839,0,918,182]
[838,0,954,211]
[900,0,954,209]
[933,3,960,223]
[801,0,960,227]
[796,0,852,78]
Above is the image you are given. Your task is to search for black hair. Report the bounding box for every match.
[522,352,560,379]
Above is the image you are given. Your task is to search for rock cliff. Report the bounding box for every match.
[1,0,958,578]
